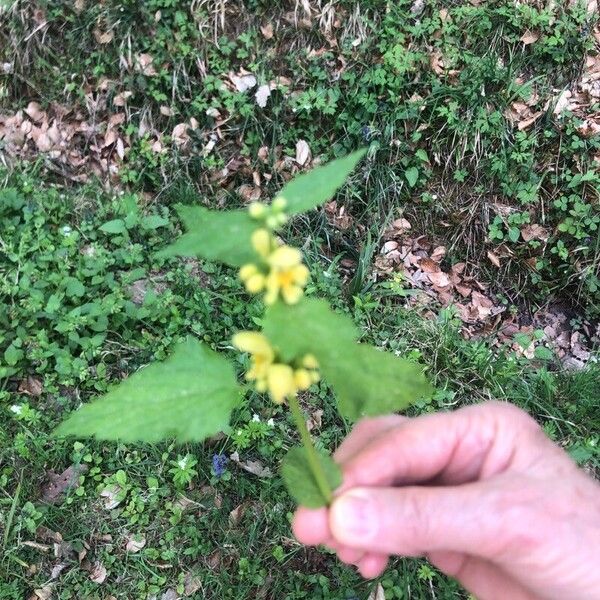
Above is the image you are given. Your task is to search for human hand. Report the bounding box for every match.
[293,402,600,600]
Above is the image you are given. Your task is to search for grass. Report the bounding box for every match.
[0,1,599,598]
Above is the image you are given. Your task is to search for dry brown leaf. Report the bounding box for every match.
[41,465,87,504]
[521,224,549,242]
[18,376,43,396]
[135,53,157,76]
[419,258,441,273]
[431,245,446,262]
[427,271,451,287]
[258,146,269,162]
[260,23,274,39]
[381,241,399,254]
[520,30,540,45]
[229,451,273,478]
[115,138,125,160]
[295,139,311,166]
[392,218,411,233]
[113,91,133,107]
[455,284,472,297]
[487,250,501,268]
[160,106,174,117]
[74,0,85,12]
[25,102,46,123]
[89,562,107,584]
[93,28,114,44]
[451,262,466,275]
[33,586,53,600]
[229,503,246,526]
[184,572,203,596]
[306,409,323,432]
[125,534,146,553]
[206,549,222,570]
[161,589,179,600]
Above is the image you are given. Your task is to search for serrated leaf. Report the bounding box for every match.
[323,345,433,421]
[157,206,258,267]
[263,298,358,362]
[264,299,432,420]
[405,167,419,188]
[55,338,241,442]
[281,446,342,508]
[99,219,127,234]
[278,150,366,215]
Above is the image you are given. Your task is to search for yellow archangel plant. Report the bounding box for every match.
[56,150,432,508]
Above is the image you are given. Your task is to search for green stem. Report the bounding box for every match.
[288,394,333,504]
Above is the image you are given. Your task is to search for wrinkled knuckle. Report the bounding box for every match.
[402,490,433,551]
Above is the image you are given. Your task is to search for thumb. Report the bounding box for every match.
[329,485,500,558]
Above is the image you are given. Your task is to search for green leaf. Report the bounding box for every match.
[99,219,127,234]
[264,298,432,420]
[405,167,419,188]
[281,447,342,508]
[157,206,258,267]
[534,346,553,360]
[4,345,23,366]
[55,338,242,442]
[263,298,358,362]
[141,215,169,230]
[514,332,532,349]
[508,227,520,243]
[278,150,366,214]
[323,345,433,421]
[65,278,85,298]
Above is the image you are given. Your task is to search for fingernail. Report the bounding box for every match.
[330,491,377,543]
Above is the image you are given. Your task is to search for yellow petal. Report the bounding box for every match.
[239,263,258,281]
[264,272,280,305]
[310,371,321,384]
[294,368,312,391]
[292,264,309,286]
[267,364,296,404]
[282,283,303,304]
[251,228,272,258]
[245,273,265,293]
[268,245,302,269]
[255,379,267,393]
[232,331,273,360]
[302,354,319,369]
[248,202,267,219]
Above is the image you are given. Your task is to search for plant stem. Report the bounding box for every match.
[288,394,333,504]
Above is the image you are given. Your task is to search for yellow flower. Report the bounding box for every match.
[232,332,274,386]
[267,364,296,404]
[264,245,310,305]
[239,264,266,293]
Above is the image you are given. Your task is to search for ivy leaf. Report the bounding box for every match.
[157,206,258,267]
[263,298,358,362]
[281,446,342,508]
[55,338,242,442]
[279,150,366,214]
[264,299,432,420]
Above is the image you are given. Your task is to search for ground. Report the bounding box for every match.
[0,1,599,599]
